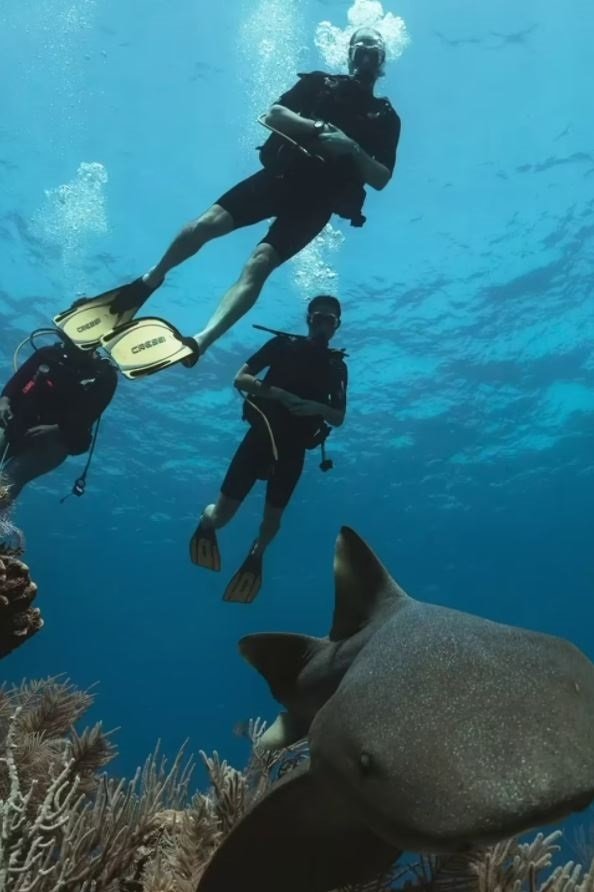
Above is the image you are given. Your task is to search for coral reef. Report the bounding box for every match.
[0,677,593,891]
[0,510,43,659]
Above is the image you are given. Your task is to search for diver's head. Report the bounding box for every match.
[307,295,341,344]
[348,27,386,83]
[58,335,99,368]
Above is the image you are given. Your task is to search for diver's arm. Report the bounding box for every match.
[234,366,292,403]
[0,396,12,426]
[283,399,345,426]
[264,106,322,143]
[265,107,391,189]
[319,403,345,426]
[317,128,392,190]
[348,144,392,190]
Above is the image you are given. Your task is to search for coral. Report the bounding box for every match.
[398,832,594,892]
[0,678,191,891]
[0,551,43,660]
[1,677,594,892]
[0,506,42,660]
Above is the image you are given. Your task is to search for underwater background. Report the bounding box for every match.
[1,0,593,841]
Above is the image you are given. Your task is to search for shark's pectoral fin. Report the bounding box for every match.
[239,632,326,701]
[197,765,400,892]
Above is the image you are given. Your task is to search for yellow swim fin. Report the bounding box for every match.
[223,545,263,604]
[190,518,221,572]
[53,278,157,349]
[100,317,199,379]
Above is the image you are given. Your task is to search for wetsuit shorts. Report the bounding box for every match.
[216,169,333,263]
[221,427,306,509]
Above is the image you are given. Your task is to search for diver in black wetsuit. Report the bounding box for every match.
[56,28,400,377]
[190,295,348,603]
[0,336,117,506]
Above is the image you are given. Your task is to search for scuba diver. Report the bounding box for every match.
[189,295,347,603]
[0,331,117,506]
[53,27,400,379]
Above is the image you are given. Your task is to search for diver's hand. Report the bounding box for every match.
[0,397,12,427]
[318,125,358,158]
[25,424,60,440]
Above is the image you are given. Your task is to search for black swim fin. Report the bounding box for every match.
[53,277,159,349]
[190,518,221,572]
[223,544,263,604]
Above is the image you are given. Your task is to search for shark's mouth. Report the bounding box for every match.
[309,745,407,847]
[310,745,455,854]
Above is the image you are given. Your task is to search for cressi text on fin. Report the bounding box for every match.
[53,278,156,349]
[100,317,199,379]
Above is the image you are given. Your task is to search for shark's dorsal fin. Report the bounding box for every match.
[239,633,326,702]
[330,527,409,641]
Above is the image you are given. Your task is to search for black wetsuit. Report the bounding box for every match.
[217,71,401,262]
[1,345,117,457]
[221,335,348,508]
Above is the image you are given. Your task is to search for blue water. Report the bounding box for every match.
[1,0,593,848]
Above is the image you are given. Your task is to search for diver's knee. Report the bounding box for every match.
[193,204,234,239]
[241,244,279,287]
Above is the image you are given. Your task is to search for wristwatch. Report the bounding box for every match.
[312,119,326,137]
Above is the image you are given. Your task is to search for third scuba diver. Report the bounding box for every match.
[54,28,400,379]
[0,332,117,506]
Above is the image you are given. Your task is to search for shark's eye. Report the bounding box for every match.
[359,751,374,774]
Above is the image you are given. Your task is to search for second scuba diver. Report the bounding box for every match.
[190,295,347,603]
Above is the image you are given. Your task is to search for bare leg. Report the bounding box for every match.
[143,204,235,289]
[194,243,280,354]
[251,503,284,559]
[202,493,241,530]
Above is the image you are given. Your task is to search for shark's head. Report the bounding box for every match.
[306,531,594,853]
[306,528,424,848]
[199,527,594,892]
[308,659,428,850]
[239,527,408,751]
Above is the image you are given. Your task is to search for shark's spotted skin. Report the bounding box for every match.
[197,527,594,892]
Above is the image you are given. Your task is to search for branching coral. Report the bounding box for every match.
[0,678,192,891]
[1,677,594,892]
[394,832,594,892]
